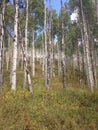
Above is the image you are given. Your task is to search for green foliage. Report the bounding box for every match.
[1,85,98,130]
[52,9,59,38]
[35,34,42,49]
[29,0,44,30]
[1,64,98,130]
[5,3,14,27]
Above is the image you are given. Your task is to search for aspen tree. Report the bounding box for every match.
[95,0,98,23]
[42,31,45,74]
[11,0,19,91]
[80,0,94,92]
[60,0,66,89]
[51,38,55,78]
[88,27,98,88]
[25,0,28,55]
[24,0,29,87]
[19,28,33,93]
[57,41,61,76]
[44,0,48,89]
[31,28,35,77]
[50,8,55,78]
[0,0,5,92]
[46,0,52,89]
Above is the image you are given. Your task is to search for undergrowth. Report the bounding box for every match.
[0,64,98,130]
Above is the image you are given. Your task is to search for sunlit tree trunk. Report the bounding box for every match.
[88,27,98,88]
[24,0,29,87]
[25,0,28,55]
[80,25,88,84]
[46,0,52,89]
[0,0,5,92]
[19,28,33,93]
[42,31,45,74]
[57,41,61,76]
[31,28,35,77]
[51,36,55,78]
[61,0,66,89]
[11,0,19,91]
[80,0,94,92]
[44,0,48,89]
[76,41,81,83]
[10,38,13,85]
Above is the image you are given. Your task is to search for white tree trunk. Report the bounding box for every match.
[31,28,35,77]
[46,0,52,89]
[10,38,13,85]
[24,0,29,87]
[57,41,61,75]
[80,0,94,92]
[11,0,19,91]
[19,28,33,93]
[0,0,5,92]
[42,31,45,74]
[61,0,66,89]
[51,39,55,78]
[44,0,48,89]
[25,0,28,55]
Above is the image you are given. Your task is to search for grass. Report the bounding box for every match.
[1,63,98,130]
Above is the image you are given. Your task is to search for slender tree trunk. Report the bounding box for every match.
[19,28,33,93]
[0,0,5,92]
[80,25,88,84]
[50,2,55,78]
[80,0,94,92]
[17,37,21,67]
[46,0,52,89]
[10,37,13,85]
[61,0,66,89]
[25,0,28,55]
[42,31,45,74]
[24,0,29,87]
[57,41,61,76]
[51,38,55,78]
[76,41,81,83]
[95,0,98,23]
[31,28,35,77]
[44,0,48,89]
[88,27,98,88]
[11,0,19,91]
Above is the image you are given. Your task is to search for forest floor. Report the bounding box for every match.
[0,63,98,130]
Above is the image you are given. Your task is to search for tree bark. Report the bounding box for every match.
[44,0,48,89]
[24,0,29,87]
[80,0,94,92]
[11,0,19,91]
[95,0,98,23]
[19,28,33,93]
[0,0,5,92]
[61,0,66,89]
[57,41,61,76]
[31,28,35,77]
[46,0,52,89]
[42,31,45,74]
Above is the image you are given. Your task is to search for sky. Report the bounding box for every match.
[47,0,68,14]
[10,0,68,14]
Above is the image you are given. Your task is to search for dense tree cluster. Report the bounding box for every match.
[0,0,98,93]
